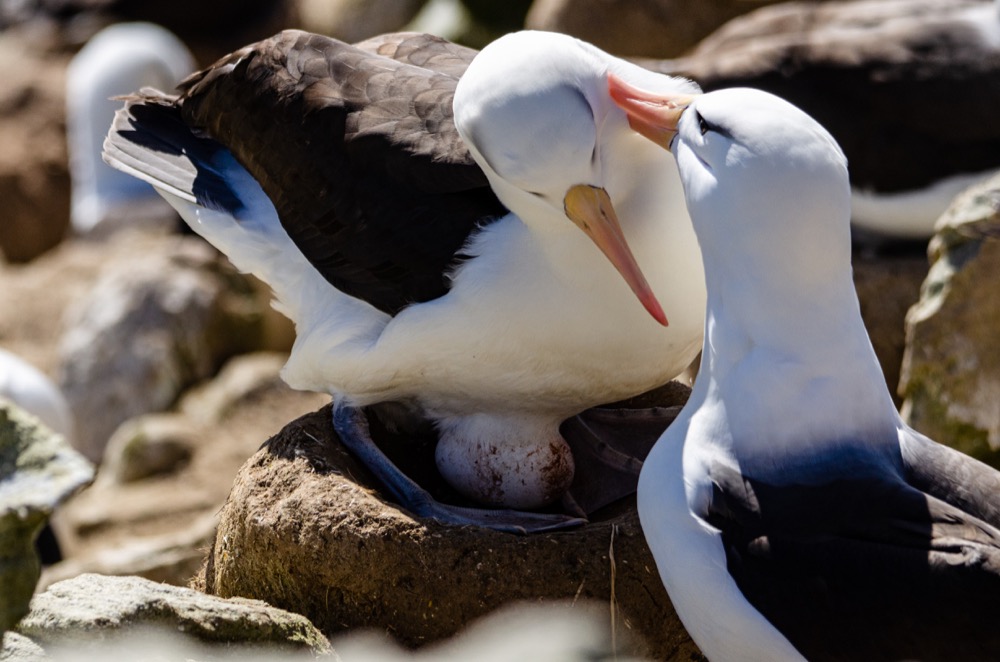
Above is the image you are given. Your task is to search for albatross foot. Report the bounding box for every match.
[561,405,683,515]
[332,403,587,535]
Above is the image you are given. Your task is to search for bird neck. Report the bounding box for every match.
[692,252,901,459]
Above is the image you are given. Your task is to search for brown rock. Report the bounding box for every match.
[203,406,700,659]
[0,30,71,263]
[98,414,197,485]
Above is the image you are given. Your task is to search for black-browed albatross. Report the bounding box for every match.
[610,77,1000,658]
[103,30,706,532]
[649,0,1000,240]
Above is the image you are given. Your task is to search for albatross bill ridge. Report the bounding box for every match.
[103,30,706,532]
[611,77,1000,660]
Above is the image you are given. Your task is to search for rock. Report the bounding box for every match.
[0,631,45,660]
[178,352,299,425]
[900,173,1000,465]
[40,513,218,592]
[0,30,71,263]
[0,233,135,377]
[16,573,333,657]
[98,415,196,485]
[202,404,701,659]
[0,401,93,633]
[49,352,327,587]
[57,236,274,463]
[525,0,782,58]
[297,0,428,43]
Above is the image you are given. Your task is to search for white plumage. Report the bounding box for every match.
[612,79,1000,659]
[68,22,194,236]
[104,30,706,524]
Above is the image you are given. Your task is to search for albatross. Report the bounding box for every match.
[67,22,195,236]
[102,30,705,532]
[609,78,1000,658]
[652,0,1000,240]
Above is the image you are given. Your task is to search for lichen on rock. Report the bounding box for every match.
[900,173,1000,464]
[0,400,93,633]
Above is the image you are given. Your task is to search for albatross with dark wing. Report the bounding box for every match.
[651,0,1000,240]
[103,30,706,532]
[610,78,1000,659]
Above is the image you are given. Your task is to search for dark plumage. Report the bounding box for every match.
[117,31,507,315]
[103,29,706,527]
[658,0,1000,195]
[709,439,1000,661]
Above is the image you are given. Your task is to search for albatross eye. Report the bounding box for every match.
[696,111,710,136]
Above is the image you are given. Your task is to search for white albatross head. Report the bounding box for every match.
[454,31,701,327]
[609,78,852,297]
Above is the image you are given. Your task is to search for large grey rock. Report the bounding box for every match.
[201,396,701,660]
[525,0,782,58]
[57,237,272,463]
[0,402,93,633]
[16,573,333,657]
[48,353,326,587]
[900,173,1000,464]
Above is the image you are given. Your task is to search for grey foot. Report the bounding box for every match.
[332,403,587,535]
[561,405,683,515]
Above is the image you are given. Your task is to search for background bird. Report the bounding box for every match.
[646,0,1000,241]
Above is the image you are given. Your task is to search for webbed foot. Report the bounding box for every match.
[332,402,587,534]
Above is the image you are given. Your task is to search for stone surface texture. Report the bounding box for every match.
[0,31,71,263]
[0,402,92,633]
[56,235,277,463]
[901,173,1000,464]
[16,573,332,657]
[201,404,701,660]
[46,352,326,588]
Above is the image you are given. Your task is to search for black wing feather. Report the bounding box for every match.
[707,456,1000,661]
[174,30,506,315]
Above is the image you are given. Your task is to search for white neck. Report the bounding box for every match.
[691,229,901,462]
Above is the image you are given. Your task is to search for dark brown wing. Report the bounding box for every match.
[655,0,1000,193]
[707,456,1000,661]
[353,31,478,77]
[176,30,506,315]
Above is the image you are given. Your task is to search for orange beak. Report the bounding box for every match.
[563,184,668,326]
[607,73,697,149]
